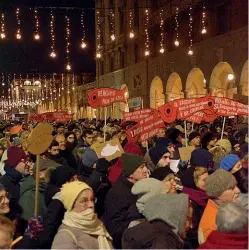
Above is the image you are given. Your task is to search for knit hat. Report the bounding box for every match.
[121,153,145,177]
[220,154,240,171]
[33,158,61,177]
[12,137,23,147]
[7,146,27,168]
[205,169,237,198]
[131,178,167,214]
[144,193,189,237]
[189,131,200,143]
[149,146,169,166]
[154,137,173,147]
[82,147,98,168]
[151,167,174,181]
[61,181,92,211]
[166,128,182,144]
[190,148,213,168]
[216,139,232,154]
[201,131,215,149]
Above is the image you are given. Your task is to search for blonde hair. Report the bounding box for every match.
[193,167,208,185]
[163,173,175,182]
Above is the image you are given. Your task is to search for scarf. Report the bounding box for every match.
[63,209,113,249]
[4,165,23,184]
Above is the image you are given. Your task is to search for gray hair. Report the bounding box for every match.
[216,202,248,234]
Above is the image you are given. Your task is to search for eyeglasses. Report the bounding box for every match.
[0,192,9,204]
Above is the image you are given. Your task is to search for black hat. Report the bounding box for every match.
[189,131,200,142]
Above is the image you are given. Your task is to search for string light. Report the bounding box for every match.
[16,8,21,40]
[110,9,115,41]
[174,7,180,47]
[34,8,40,40]
[67,74,70,94]
[159,9,164,54]
[0,12,6,39]
[188,6,193,56]
[1,73,5,86]
[129,11,134,38]
[80,10,87,49]
[144,9,150,56]
[65,15,72,71]
[96,11,101,58]
[61,74,64,90]
[201,5,207,34]
[49,9,56,58]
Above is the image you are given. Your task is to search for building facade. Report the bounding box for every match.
[94,0,248,119]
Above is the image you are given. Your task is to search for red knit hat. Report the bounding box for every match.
[7,146,27,168]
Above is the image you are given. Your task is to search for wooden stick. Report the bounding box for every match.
[221,116,226,139]
[34,154,40,216]
[184,120,188,147]
[104,107,107,142]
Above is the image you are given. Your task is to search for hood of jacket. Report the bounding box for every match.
[20,175,47,195]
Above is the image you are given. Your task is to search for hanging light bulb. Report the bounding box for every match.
[174,7,180,47]
[34,8,40,40]
[96,11,101,58]
[129,31,135,38]
[65,16,72,70]
[159,9,165,54]
[144,9,150,57]
[174,40,179,46]
[96,52,101,58]
[145,50,150,56]
[80,10,87,49]
[188,6,194,56]
[50,51,56,58]
[188,49,193,55]
[129,11,134,39]
[201,5,207,34]
[0,12,6,39]
[49,9,56,58]
[159,48,165,54]
[16,8,22,40]
[110,9,115,42]
[81,41,87,49]
[66,63,71,71]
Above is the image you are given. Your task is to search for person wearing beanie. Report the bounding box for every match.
[189,131,201,149]
[148,146,171,168]
[103,153,148,248]
[154,137,175,159]
[201,131,217,150]
[52,181,113,249]
[190,148,214,168]
[219,154,242,174]
[198,169,240,244]
[166,127,183,145]
[18,159,61,222]
[122,193,192,249]
[82,147,98,168]
[199,202,248,249]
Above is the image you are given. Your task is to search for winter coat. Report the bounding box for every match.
[103,175,142,248]
[59,149,77,170]
[122,220,183,249]
[198,199,219,244]
[18,175,47,221]
[198,231,248,249]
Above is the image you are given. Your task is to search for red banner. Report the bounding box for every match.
[126,111,165,142]
[29,111,74,122]
[88,88,127,108]
[186,111,217,124]
[121,109,155,123]
[158,95,216,123]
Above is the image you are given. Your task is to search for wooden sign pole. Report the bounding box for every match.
[104,107,107,142]
[34,154,40,216]
[221,116,226,139]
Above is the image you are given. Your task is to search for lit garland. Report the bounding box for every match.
[188,6,193,55]
[16,8,21,40]
[34,8,40,40]
[174,7,179,47]
[80,10,87,49]
[110,9,115,41]
[96,11,101,58]
[159,9,164,54]
[201,5,207,34]
[61,73,64,90]
[72,74,75,91]
[0,12,6,39]
[49,9,56,58]
[1,73,5,86]
[67,74,70,94]
[129,10,134,38]
[65,16,72,71]
[144,9,150,56]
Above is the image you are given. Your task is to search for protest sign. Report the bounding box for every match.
[88,87,127,108]
[178,146,195,162]
[121,108,155,123]
[29,111,74,122]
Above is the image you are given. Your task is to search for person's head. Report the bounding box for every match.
[47,140,60,156]
[149,146,170,167]
[151,167,176,194]
[144,193,192,239]
[216,139,232,155]
[7,146,30,175]
[193,167,208,191]
[73,129,81,141]
[154,138,175,158]
[233,168,248,193]
[201,131,218,149]
[61,181,94,213]
[121,153,148,183]
[0,215,14,249]
[82,129,94,146]
[166,128,183,145]
[55,134,66,151]
[220,154,242,174]
[65,131,76,144]
[11,137,23,148]
[157,127,166,138]
[131,178,166,214]
[189,131,201,148]
[216,202,248,234]
[56,123,65,134]
[0,185,10,215]
[0,138,10,149]
[82,147,98,168]
[190,148,214,168]
[94,132,104,144]
[205,169,240,203]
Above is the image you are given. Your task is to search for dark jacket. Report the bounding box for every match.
[122,220,183,249]
[59,149,77,170]
[103,175,142,248]
[198,230,248,249]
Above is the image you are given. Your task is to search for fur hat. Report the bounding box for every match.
[205,169,237,198]
[61,181,92,211]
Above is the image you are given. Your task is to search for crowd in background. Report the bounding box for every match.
[0,116,248,249]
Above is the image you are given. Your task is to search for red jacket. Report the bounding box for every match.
[199,231,248,249]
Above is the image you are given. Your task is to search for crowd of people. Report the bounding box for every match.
[0,116,248,249]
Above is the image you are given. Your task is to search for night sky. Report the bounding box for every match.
[0,0,96,75]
